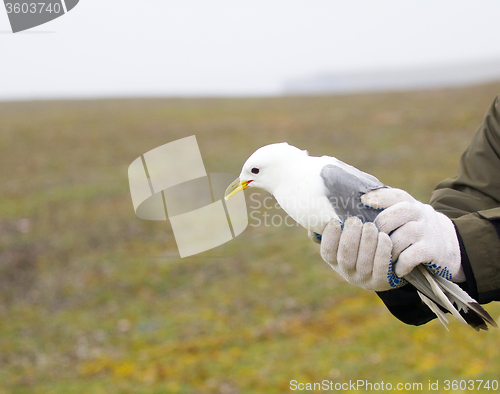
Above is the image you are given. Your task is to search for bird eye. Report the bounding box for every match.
[251,167,259,174]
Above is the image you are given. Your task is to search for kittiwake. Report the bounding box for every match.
[225,142,497,331]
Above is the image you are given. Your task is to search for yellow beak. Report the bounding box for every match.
[224,178,250,200]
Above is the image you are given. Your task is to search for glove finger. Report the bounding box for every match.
[337,217,363,271]
[371,232,393,280]
[394,243,428,277]
[308,230,322,244]
[373,201,421,234]
[319,220,342,265]
[389,220,423,262]
[355,222,379,278]
[361,188,415,210]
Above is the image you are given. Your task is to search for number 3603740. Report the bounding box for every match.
[5,3,62,14]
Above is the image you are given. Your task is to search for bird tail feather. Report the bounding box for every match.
[417,291,449,330]
[404,265,497,331]
[432,272,498,329]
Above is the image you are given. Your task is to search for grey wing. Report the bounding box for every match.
[320,165,497,330]
[320,164,386,223]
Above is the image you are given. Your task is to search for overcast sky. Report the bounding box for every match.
[1,0,500,100]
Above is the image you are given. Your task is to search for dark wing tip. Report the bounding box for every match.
[468,302,498,329]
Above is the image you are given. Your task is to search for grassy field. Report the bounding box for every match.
[1,83,500,393]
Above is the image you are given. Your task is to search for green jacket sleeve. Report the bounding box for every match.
[430,94,500,303]
[377,95,500,325]
[430,94,500,217]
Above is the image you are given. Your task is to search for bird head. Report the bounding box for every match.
[225,142,308,199]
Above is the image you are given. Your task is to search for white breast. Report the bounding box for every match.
[272,161,339,234]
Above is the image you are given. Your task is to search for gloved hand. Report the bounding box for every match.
[361,188,465,282]
[309,217,407,291]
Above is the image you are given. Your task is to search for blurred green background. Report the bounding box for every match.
[1,83,500,393]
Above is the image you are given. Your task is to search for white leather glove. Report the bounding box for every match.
[361,188,465,282]
[309,217,407,291]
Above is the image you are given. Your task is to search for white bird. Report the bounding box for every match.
[225,142,497,331]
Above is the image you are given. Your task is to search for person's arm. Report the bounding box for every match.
[378,95,500,325]
[431,95,500,303]
[452,211,500,303]
[431,95,500,218]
